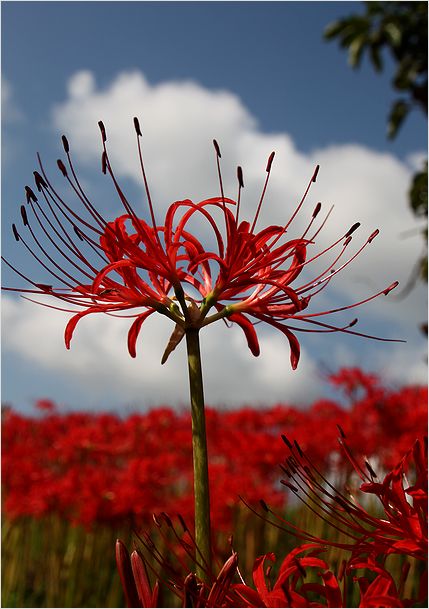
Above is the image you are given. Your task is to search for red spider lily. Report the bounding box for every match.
[233,548,415,608]
[116,515,241,608]
[250,433,428,563]
[3,119,401,368]
[116,516,419,607]
[232,544,344,608]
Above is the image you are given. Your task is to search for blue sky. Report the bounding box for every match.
[2,1,427,413]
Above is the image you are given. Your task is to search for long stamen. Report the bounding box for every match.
[296,228,379,295]
[98,124,173,279]
[250,151,275,233]
[37,156,104,236]
[12,229,76,289]
[27,200,99,279]
[288,315,405,342]
[19,204,94,286]
[267,164,320,252]
[133,117,163,248]
[213,139,225,207]
[61,136,110,231]
[298,282,399,319]
[213,139,234,244]
[235,165,244,223]
[33,170,94,259]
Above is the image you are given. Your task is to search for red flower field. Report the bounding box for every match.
[2,368,427,607]
[2,368,426,531]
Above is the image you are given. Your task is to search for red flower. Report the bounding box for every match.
[256,433,428,563]
[3,119,401,368]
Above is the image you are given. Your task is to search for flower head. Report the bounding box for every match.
[252,432,428,563]
[3,119,401,368]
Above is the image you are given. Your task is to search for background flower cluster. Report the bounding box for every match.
[3,367,426,531]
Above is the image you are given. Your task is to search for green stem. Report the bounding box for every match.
[185,327,211,579]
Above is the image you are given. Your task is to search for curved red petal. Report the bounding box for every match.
[253,316,301,369]
[229,313,260,356]
[64,306,105,349]
[127,310,155,358]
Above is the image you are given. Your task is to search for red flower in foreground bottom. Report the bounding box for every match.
[116,519,419,607]
[3,118,401,368]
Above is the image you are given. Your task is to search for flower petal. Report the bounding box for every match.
[64,306,106,349]
[229,313,260,356]
[127,310,155,358]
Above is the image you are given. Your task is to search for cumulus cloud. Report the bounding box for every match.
[3,70,426,410]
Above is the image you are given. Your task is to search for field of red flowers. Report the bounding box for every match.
[2,368,427,607]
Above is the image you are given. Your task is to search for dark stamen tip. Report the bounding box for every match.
[367,229,380,243]
[259,499,270,512]
[365,460,377,478]
[312,164,320,182]
[33,171,47,191]
[383,281,399,295]
[337,424,346,439]
[61,135,70,153]
[177,514,187,532]
[294,439,304,457]
[98,120,107,142]
[161,512,172,527]
[25,186,37,203]
[281,434,293,449]
[12,224,20,241]
[312,202,322,218]
[57,159,68,177]
[237,166,244,188]
[349,318,358,327]
[213,139,221,158]
[101,151,107,175]
[346,222,360,237]
[20,205,29,226]
[133,117,142,137]
[266,151,275,172]
[281,480,299,493]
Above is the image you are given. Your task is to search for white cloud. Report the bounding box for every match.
[3,70,426,409]
[2,295,322,407]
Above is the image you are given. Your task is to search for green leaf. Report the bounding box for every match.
[384,21,402,47]
[387,99,409,138]
[409,161,428,217]
[369,43,383,71]
[324,20,348,40]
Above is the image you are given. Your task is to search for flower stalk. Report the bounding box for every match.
[185,327,211,579]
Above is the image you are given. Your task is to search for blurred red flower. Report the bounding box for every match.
[2,369,426,532]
